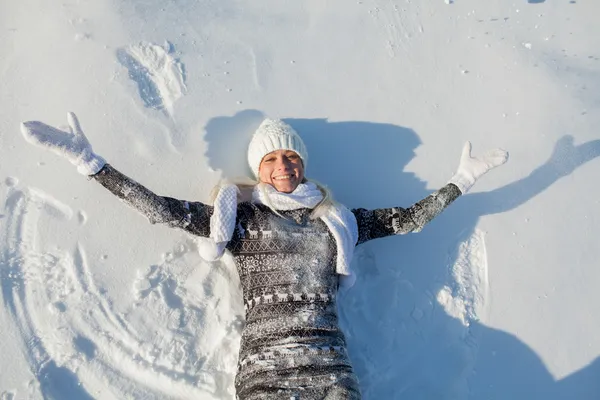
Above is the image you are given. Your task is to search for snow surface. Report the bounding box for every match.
[1,0,600,399]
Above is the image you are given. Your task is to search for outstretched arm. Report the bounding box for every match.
[21,112,213,237]
[92,164,212,237]
[353,183,462,244]
[354,141,508,245]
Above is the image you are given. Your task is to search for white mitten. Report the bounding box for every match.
[449,141,508,194]
[198,184,239,261]
[21,112,106,175]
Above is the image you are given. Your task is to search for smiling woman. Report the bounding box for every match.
[258,149,305,193]
[249,118,308,193]
[20,113,508,400]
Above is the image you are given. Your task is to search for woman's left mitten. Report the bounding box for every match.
[449,141,508,194]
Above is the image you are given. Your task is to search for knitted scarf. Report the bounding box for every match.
[198,182,358,282]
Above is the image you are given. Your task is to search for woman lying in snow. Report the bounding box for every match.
[21,113,507,400]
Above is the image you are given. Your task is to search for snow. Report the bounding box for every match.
[116,41,187,117]
[1,0,599,399]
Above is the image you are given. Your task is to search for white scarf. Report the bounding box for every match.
[198,182,358,285]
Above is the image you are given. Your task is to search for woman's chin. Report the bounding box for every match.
[273,181,298,193]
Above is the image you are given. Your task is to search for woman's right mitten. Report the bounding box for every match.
[21,112,106,175]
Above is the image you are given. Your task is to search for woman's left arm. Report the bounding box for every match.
[353,183,461,244]
[353,141,508,245]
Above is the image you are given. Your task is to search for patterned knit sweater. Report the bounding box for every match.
[93,165,462,399]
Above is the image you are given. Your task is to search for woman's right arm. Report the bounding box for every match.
[21,112,213,237]
[92,164,213,237]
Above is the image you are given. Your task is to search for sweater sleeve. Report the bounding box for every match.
[92,164,213,237]
[352,183,462,245]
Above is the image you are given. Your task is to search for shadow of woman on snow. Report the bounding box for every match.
[203,110,600,399]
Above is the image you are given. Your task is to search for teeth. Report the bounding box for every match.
[273,175,293,180]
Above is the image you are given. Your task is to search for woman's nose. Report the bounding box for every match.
[276,157,291,170]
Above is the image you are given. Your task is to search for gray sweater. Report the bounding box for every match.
[93,165,462,400]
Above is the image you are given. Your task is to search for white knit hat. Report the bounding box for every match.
[247,118,308,178]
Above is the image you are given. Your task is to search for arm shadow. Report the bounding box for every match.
[465,135,600,218]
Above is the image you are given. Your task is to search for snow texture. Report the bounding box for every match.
[436,229,488,328]
[116,42,187,117]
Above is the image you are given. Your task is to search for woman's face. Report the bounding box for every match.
[258,149,305,193]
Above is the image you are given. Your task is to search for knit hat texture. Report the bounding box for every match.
[247,118,307,178]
